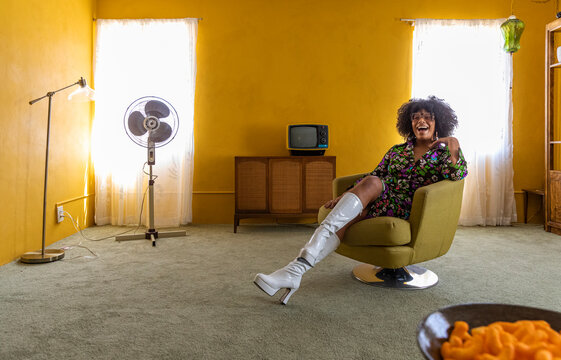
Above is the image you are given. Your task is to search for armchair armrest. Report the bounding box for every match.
[332,173,367,198]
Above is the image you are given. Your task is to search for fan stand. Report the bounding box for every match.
[115,142,186,246]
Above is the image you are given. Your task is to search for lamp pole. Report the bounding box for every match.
[40,93,55,259]
[21,78,89,264]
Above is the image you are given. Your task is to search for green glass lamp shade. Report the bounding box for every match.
[500,15,525,53]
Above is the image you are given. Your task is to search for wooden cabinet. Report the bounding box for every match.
[234,156,336,232]
[546,19,561,235]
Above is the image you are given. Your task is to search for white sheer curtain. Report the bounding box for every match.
[93,18,197,227]
[412,19,516,225]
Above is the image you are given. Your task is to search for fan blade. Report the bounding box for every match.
[149,122,173,143]
[145,100,170,119]
[128,111,147,136]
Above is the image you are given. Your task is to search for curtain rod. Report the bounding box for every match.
[400,17,504,23]
[93,17,203,21]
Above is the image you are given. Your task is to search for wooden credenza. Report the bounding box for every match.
[234,156,336,232]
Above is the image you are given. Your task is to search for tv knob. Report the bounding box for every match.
[320,138,327,144]
[320,131,326,136]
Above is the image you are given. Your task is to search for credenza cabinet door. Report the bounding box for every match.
[303,158,336,212]
[269,159,302,213]
[235,157,268,213]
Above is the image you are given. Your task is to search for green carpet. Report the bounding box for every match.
[0,224,559,359]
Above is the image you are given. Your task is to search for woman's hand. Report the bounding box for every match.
[430,136,460,165]
[324,194,343,209]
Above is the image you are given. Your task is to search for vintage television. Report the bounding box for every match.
[287,124,328,156]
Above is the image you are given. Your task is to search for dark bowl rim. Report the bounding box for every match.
[416,302,561,360]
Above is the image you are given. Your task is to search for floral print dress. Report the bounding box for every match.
[354,140,468,220]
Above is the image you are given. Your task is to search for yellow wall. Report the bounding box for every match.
[97,0,553,225]
[0,0,96,265]
[513,0,551,225]
[1,0,552,266]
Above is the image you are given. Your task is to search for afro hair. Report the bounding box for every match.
[396,96,458,140]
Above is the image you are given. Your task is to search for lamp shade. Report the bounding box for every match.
[68,77,95,102]
[68,85,95,102]
[500,15,525,53]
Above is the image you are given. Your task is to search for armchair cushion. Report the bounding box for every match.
[343,216,411,246]
[318,205,411,246]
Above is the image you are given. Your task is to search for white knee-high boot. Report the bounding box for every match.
[254,193,363,304]
[299,192,362,266]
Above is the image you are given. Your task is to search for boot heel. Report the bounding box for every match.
[254,274,279,296]
[279,288,297,305]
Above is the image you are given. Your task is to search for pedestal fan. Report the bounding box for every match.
[115,96,186,246]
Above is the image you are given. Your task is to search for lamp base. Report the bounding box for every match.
[20,249,65,264]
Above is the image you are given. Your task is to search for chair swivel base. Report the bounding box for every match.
[352,264,439,289]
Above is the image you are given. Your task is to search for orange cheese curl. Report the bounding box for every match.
[441,320,561,360]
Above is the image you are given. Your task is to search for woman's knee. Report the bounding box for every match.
[350,175,383,204]
[358,175,383,194]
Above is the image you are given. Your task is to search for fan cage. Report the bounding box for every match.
[123,96,179,148]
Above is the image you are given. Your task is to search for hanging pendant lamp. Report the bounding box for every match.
[500,15,525,53]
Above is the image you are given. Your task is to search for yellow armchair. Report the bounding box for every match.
[317,174,465,289]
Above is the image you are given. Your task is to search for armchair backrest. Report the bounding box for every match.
[408,179,465,263]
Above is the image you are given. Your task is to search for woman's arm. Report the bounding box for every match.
[430,136,468,180]
[430,136,460,165]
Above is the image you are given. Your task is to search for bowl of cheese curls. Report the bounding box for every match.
[417,303,561,360]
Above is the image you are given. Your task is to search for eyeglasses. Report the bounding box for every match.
[411,112,433,121]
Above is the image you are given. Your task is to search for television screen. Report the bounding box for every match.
[290,126,318,148]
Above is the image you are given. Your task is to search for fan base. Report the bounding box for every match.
[20,249,65,264]
[115,230,186,246]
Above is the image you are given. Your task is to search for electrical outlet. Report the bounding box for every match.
[56,206,64,223]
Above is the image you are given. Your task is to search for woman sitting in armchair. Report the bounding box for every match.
[254,96,468,304]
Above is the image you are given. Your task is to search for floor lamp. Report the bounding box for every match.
[21,77,95,264]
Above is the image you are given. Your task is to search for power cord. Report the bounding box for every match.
[58,162,155,259]
[143,161,158,180]
[59,211,99,260]
[62,185,149,242]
